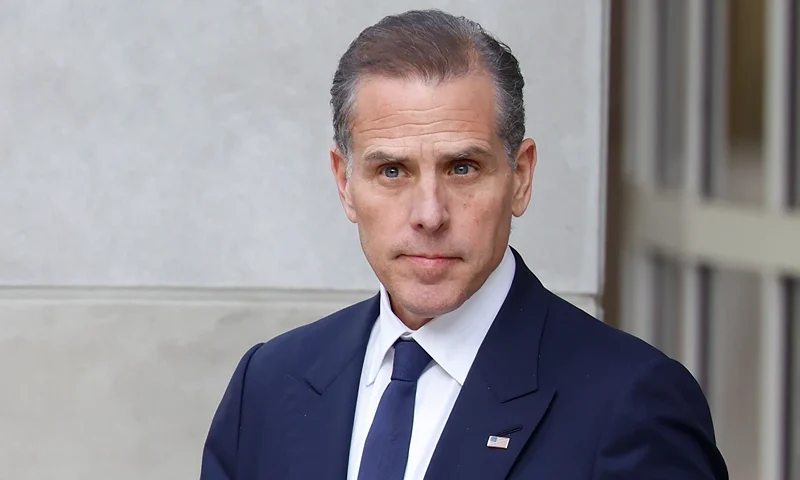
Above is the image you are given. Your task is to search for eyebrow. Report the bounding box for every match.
[362,151,410,164]
[448,145,494,161]
[362,145,494,164]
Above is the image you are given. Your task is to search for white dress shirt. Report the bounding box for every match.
[346,246,516,480]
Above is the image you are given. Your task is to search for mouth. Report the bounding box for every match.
[400,254,461,268]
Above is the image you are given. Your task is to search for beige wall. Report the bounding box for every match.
[0,289,596,479]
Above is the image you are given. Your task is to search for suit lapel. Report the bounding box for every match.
[424,249,556,480]
[282,295,379,480]
[424,382,556,480]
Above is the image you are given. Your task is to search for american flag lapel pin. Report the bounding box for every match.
[486,435,510,449]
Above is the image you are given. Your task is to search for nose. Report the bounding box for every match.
[409,176,449,233]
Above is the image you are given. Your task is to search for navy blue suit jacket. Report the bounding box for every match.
[200,249,728,479]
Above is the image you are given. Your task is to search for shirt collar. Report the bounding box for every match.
[364,245,516,387]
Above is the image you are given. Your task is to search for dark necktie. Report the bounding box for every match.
[357,339,432,480]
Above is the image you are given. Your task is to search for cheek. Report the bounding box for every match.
[351,187,382,220]
[459,190,509,227]
[456,202,505,241]
[353,196,405,239]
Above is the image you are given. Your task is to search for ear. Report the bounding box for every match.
[330,146,358,223]
[511,138,537,217]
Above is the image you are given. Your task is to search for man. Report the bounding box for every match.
[201,9,728,479]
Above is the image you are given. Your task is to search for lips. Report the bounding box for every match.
[401,254,460,267]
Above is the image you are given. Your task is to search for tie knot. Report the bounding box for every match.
[391,339,432,382]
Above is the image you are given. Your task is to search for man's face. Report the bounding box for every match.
[331,72,536,328]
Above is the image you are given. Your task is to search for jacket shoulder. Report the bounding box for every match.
[539,292,691,397]
[243,294,377,379]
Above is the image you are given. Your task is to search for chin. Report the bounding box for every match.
[393,284,468,318]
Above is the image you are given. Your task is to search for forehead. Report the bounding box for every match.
[349,73,500,154]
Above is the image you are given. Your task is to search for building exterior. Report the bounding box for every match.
[606,1,800,478]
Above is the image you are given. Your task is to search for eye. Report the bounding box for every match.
[380,165,402,178]
[452,163,475,175]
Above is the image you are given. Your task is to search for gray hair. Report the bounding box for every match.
[330,9,526,175]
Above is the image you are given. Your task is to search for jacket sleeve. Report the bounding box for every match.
[591,356,729,479]
[200,343,264,480]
